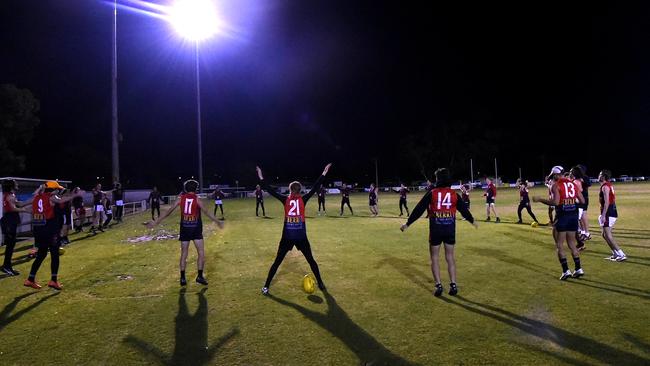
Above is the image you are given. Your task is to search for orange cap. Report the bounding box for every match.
[45,181,65,190]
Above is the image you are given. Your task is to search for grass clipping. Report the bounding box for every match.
[125,229,178,243]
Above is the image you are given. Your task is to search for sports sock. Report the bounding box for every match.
[616,249,626,257]
[559,257,569,272]
[198,270,204,278]
[572,256,581,270]
[51,274,58,282]
[180,271,186,279]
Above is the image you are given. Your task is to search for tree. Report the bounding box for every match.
[0,84,40,173]
[401,121,500,181]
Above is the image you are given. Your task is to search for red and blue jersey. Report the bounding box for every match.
[180,193,201,227]
[284,194,306,239]
[32,192,55,226]
[556,178,578,214]
[428,188,458,226]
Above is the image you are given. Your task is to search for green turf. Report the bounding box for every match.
[1,183,649,365]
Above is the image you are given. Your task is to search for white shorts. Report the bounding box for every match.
[598,215,617,228]
[106,210,113,215]
[116,200,124,206]
[94,205,104,212]
[215,200,223,205]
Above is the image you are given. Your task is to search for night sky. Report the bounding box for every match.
[2,1,649,190]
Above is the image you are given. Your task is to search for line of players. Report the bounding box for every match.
[1,162,628,295]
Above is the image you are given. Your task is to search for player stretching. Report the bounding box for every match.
[256,164,331,295]
[148,186,162,221]
[317,184,327,215]
[147,180,223,286]
[533,166,585,280]
[484,177,500,222]
[340,183,354,216]
[400,168,477,296]
[570,166,592,243]
[516,180,539,224]
[368,183,379,217]
[212,187,225,219]
[397,184,410,217]
[598,170,627,261]
[1,179,34,276]
[24,182,83,290]
[255,185,266,217]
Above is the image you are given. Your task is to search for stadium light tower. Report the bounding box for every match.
[169,0,220,193]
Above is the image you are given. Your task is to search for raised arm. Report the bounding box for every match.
[51,190,85,205]
[257,166,287,203]
[303,164,331,203]
[401,190,432,231]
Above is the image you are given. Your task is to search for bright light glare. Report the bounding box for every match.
[170,0,221,41]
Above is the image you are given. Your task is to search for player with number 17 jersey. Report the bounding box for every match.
[180,191,202,241]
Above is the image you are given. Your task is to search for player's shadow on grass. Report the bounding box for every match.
[441,295,649,365]
[0,292,59,331]
[469,247,650,301]
[622,333,650,356]
[269,291,420,366]
[375,256,432,293]
[123,288,238,366]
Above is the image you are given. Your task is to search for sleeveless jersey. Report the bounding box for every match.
[255,189,263,200]
[556,178,578,214]
[369,189,377,202]
[428,188,458,226]
[599,182,616,213]
[284,194,306,240]
[399,188,408,199]
[2,192,20,221]
[519,186,530,202]
[32,192,55,226]
[180,193,201,227]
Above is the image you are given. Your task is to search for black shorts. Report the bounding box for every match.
[152,202,160,209]
[429,226,456,246]
[1,214,20,236]
[369,200,377,206]
[342,197,350,203]
[179,223,203,242]
[555,213,579,232]
[279,238,311,252]
[33,221,59,248]
[486,197,495,204]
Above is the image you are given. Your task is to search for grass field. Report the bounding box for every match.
[1,183,649,365]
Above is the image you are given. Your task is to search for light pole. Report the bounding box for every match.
[169,0,220,194]
[194,41,204,193]
[111,0,120,184]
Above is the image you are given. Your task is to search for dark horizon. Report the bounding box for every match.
[2,1,650,190]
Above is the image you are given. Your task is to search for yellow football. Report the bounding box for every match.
[59,248,65,255]
[302,274,316,294]
[531,222,539,228]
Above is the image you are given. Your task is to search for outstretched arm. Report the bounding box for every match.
[533,184,560,206]
[401,190,432,231]
[304,163,332,203]
[456,193,478,228]
[197,199,224,228]
[257,166,287,203]
[146,199,180,229]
